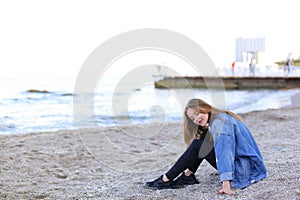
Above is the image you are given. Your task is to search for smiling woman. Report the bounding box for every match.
[183,99,241,145]
[145,98,267,195]
[186,108,208,127]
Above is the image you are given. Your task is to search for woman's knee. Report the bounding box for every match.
[190,139,204,150]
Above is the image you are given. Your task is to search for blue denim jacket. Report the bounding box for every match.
[210,113,267,189]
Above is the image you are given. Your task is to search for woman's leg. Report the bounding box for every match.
[184,142,216,176]
[165,139,212,180]
[204,145,217,169]
[198,137,217,169]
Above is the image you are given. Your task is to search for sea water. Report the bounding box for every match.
[0,77,299,135]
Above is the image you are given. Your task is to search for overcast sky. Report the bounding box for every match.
[1,0,299,78]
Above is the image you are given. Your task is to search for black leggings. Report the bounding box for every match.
[165,138,217,180]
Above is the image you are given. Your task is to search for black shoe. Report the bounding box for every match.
[145,175,180,190]
[172,172,199,186]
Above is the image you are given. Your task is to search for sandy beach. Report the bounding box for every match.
[0,92,299,200]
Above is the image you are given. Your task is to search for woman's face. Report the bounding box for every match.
[186,107,209,126]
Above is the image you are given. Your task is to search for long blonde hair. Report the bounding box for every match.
[183,98,242,146]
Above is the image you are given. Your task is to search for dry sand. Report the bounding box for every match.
[0,92,299,200]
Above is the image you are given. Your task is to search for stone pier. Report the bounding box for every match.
[154,76,300,90]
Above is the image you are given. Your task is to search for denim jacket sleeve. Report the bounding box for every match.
[211,114,236,182]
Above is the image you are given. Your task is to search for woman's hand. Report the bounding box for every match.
[217,181,235,195]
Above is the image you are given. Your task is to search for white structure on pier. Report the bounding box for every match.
[235,37,265,63]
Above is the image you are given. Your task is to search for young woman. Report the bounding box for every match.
[145,98,267,195]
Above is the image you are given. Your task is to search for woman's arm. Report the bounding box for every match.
[211,116,236,194]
